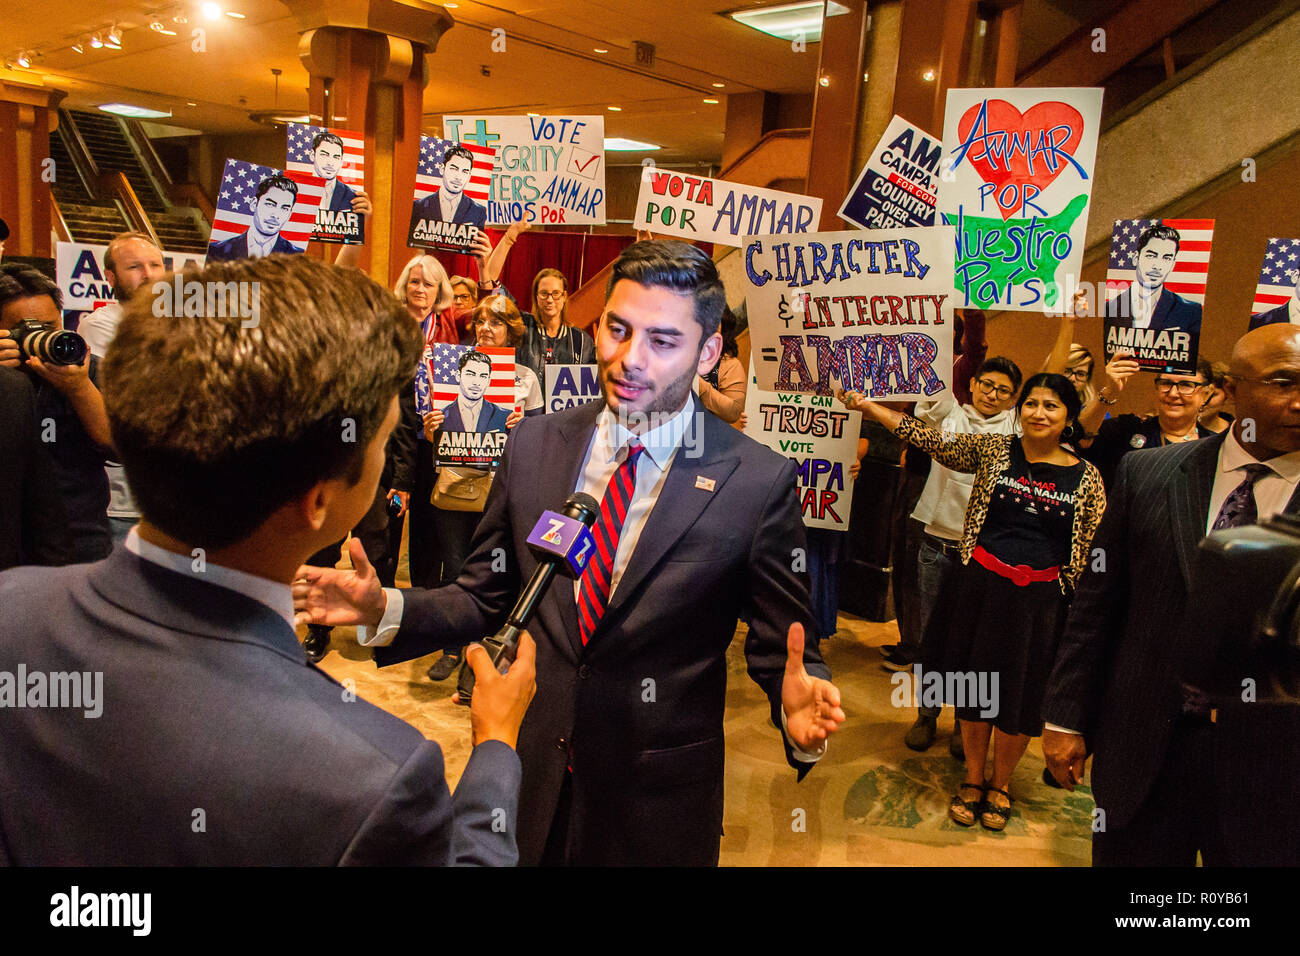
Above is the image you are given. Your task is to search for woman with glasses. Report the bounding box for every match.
[1045,291,1097,406]
[839,373,1106,832]
[1075,355,1215,488]
[517,268,596,378]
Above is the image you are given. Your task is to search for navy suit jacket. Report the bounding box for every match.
[1248,302,1292,330]
[411,191,487,230]
[374,397,826,865]
[0,548,521,865]
[1104,285,1202,334]
[325,179,357,212]
[1043,431,1300,831]
[207,231,301,262]
[440,398,510,434]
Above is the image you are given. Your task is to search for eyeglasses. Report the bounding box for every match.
[975,378,1014,399]
[1153,379,1207,395]
[1233,375,1300,396]
[536,291,566,301]
[452,292,474,303]
[1063,367,1091,382]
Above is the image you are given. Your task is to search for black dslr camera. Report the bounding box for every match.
[9,320,88,366]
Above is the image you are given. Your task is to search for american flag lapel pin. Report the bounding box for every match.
[695,476,716,492]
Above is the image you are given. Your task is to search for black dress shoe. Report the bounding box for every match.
[1042,767,1064,789]
[303,625,331,663]
[427,649,463,681]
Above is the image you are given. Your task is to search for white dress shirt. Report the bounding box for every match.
[80,302,123,359]
[125,528,296,630]
[246,229,279,258]
[1289,297,1300,325]
[456,396,483,432]
[320,178,338,210]
[1130,285,1160,329]
[1047,427,1300,736]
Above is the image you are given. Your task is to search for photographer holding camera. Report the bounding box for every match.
[0,263,114,562]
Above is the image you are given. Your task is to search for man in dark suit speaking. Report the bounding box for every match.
[440,349,510,434]
[296,240,846,865]
[1103,222,1203,334]
[0,255,535,865]
[208,173,303,262]
[1043,323,1300,865]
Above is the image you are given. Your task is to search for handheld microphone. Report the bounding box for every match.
[456,492,599,705]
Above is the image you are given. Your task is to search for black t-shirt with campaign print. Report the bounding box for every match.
[977,440,1083,570]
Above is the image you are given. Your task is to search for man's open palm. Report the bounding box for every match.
[781,622,845,751]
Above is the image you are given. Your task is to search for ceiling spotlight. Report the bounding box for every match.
[106,26,122,49]
[606,105,622,111]
[703,98,719,104]
[818,75,830,87]
[922,68,936,81]
[202,3,223,20]
[71,42,84,53]
[594,48,608,53]
[712,82,725,88]
[226,10,246,18]
[445,2,459,7]
[16,52,31,68]
[90,33,103,48]
[187,101,197,106]
[173,12,188,23]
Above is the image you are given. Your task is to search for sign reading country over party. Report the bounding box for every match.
[1102,218,1215,375]
[409,136,497,254]
[207,159,325,262]
[839,115,942,230]
[938,87,1103,312]
[634,170,821,247]
[443,114,606,226]
[743,366,862,532]
[285,123,366,244]
[1248,238,1300,330]
[55,241,205,332]
[743,227,954,401]
[544,364,601,413]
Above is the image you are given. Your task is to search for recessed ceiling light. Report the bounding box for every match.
[818,75,829,87]
[594,48,608,53]
[226,10,246,18]
[187,101,197,106]
[922,68,936,81]
[71,42,84,53]
[99,103,173,119]
[445,2,459,7]
[16,52,31,68]
[703,98,719,104]
[202,3,223,20]
[607,105,622,111]
[604,137,659,151]
[89,33,103,48]
[712,82,725,88]
[729,1,849,43]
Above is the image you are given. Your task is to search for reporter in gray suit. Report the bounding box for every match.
[0,255,535,866]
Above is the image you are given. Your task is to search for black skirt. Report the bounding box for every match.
[917,559,1068,737]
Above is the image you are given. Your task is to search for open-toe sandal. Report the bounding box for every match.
[948,783,984,827]
[979,786,1012,831]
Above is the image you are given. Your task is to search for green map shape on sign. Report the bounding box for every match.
[942,193,1089,310]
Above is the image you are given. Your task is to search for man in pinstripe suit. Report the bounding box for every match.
[1042,324,1300,865]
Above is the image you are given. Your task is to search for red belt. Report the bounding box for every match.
[972,545,1059,587]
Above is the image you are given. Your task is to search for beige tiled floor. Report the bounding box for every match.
[314,535,1094,866]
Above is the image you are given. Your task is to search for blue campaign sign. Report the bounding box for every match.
[544,364,601,413]
[526,510,596,576]
[838,114,942,231]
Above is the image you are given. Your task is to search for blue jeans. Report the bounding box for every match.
[915,533,957,718]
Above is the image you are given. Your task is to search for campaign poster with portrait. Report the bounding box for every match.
[742,365,862,532]
[544,364,601,413]
[1248,238,1300,330]
[634,170,820,247]
[55,241,205,332]
[426,343,516,467]
[442,114,606,226]
[285,123,365,244]
[1102,218,1215,374]
[839,114,942,230]
[742,227,954,401]
[937,87,1103,312]
[207,159,324,263]
[408,136,497,254]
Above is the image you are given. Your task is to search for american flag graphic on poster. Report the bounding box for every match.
[285,123,365,244]
[1252,237,1300,316]
[415,136,495,202]
[207,159,325,259]
[1105,218,1215,305]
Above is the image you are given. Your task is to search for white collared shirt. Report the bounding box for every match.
[1289,297,1300,325]
[81,302,124,360]
[457,396,483,432]
[125,528,296,630]
[1207,426,1300,534]
[246,229,278,258]
[321,178,337,210]
[1131,285,1160,329]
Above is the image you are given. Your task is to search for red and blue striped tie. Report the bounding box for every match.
[576,439,645,645]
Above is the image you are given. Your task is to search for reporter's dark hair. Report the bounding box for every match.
[255,174,299,201]
[1016,372,1082,423]
[977,355,1023,392]
[607,239,726,343]
[0,262,63,311]
[101,255,423,550]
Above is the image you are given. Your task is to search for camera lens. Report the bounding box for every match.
[43,330,88,366]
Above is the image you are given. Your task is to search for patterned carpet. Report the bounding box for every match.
[313,541,1095,866]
